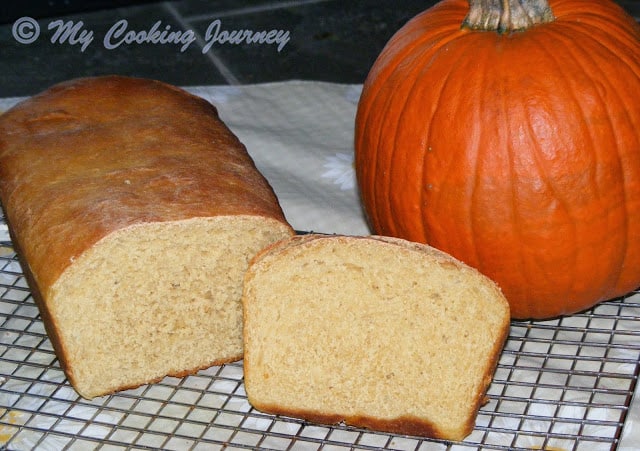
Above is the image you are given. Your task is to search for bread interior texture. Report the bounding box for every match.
[49,215,291,399]
[243,236,509,440]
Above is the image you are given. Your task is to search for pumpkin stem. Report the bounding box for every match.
[463,0,555,33]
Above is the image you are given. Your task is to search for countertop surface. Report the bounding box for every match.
[1,0,637,98]
[1,0,437,97]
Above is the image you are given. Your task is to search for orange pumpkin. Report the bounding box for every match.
[354,0,640,319]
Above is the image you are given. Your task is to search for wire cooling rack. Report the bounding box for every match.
[1,216,640,450]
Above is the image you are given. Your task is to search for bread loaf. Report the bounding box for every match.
[0,76,294,399]
[242,234,510,441]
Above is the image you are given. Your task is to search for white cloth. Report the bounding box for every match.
[187,81,370,235]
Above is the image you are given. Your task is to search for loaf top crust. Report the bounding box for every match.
[0,75,290,291]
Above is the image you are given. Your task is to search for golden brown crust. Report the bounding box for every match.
[246,400,451,439]
[0,75,290,295]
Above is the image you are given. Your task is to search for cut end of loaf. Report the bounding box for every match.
[48,216,293,399]
[242,234,510,441]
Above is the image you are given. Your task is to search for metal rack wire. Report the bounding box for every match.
[1,212,639,450]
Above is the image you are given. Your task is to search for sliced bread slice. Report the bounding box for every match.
[242,234,510,441]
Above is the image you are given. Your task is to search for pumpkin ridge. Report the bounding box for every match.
[465,37,500,273]
[496,40,544,313]
[387,87,412,237]
[527,28,601,311]
[385,65,438,238]
[363,84,393,235]
[537,23,637,302]
[561,27,631,267]
[357,23,476,237]
[526,23,640,310]
[422,34,497,247]
[522,105,581,312]
[355,2,470,124]
[551,0,640,40]
[556,21,640,81]
[359,1,470,113]
[355,11,466,236]
[416,36,483,244]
